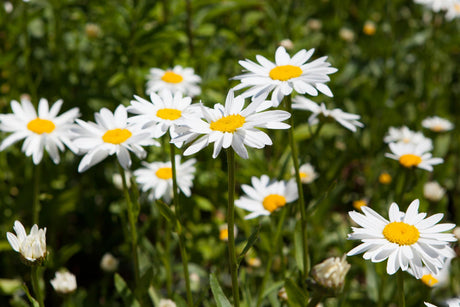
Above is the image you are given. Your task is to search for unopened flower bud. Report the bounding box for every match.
[424,181,445,202]
[311,256,350,293]
[50,271,77,294]
[100,253,119,272]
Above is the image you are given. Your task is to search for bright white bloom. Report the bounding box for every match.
[72,105,159,172]
[100,253,119,272]
[159,299,177,307]
[347,199,457,278]
[134,155,196,203]
[235,175,298,219]
[384,126,432,147]
[292,96,364,132]
[172,90,290,159]
[445,2,460,20]
[233,46,338,107]
[297,163,318,184]
[311,256,350,291]
[6,220,47,264]
[128,89,200,141]
[424,181,446,202]
[422,116,454,132]
[385,142,443,171]
[414,0,456,12]
[50,271,77,294]
[445,298,460,307]
[0,98,79,164]
[146,65,201,97]
[425,303,437,307]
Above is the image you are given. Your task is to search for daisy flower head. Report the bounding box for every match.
[72,105,159,172]
[422,116,454,132]
[414,0,456,12]
[0,98,79,164]
[385,142,443,172]
[292,96,364,132]
[233,46,338,107]
[133,155,196,203]
[384,126,432,146]
[347,199,457,278]
[235,175,298,219]
[146,65,201,97]
[172,90,291,159]
[297,162,318,184]
[50,270,77,294]
[7,220,47,265]
[445,2,460,20]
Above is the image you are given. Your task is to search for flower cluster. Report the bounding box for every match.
[414,0,460,20]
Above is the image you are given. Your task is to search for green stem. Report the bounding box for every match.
[397,270,405,307]
[31,266,44,307]
[169,143,193,306]
[164,220,173,297]
[32,163,41,225]
[226,148,240,307]
[185,0,194,57]
[285,95,309,278]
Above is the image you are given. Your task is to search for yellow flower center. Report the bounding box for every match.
[27,118,55,134]
[431,125,444,132]
[155,167,173,180]
[399,154,422,168]
[353,200,367,210]
[363,22,376,35]
[269,65,302,81]
[262,194,287,213]
[161,71,183,84]
[421,274,439,287]
[455,4,460,12]
[156,108,182,120]
[299,172,308,179]
[382,222,420,246]
[379,173,392,184]
[219,228,229,241]
[102,128,132,144]
[210,114,245,133]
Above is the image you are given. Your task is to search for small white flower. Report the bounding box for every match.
[6,220,47,264]
[134,155,196,203]
[424,181,446,202]
[384,126,432,146]
[233,46,338,107]
[235,175,298,219]
[414,0,456,12]
[385,142,443,171]
[311,255,350,291]
[72,105,159,172]
[159,298,177,307]
[347,199,457,278]
[50,271,77,294]
[100,253,119,272]
[422,116,454,132]
[172,90,291,159]
[0,98,79,164]
[409,258,452,288]
[445,2,460,20]
[297,163,318,184]
[292,96,364,132]
[146,65,201,97]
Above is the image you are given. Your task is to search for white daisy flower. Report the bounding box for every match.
[297,163,318,184]
[172,90,291,159]
[6,220,47,264]
[50,270,77,294]
[233,46,338,107]
[134,155,196,203]
[235,175,298,219]
[409,257,452,287]
[146,65,201,97]
[385,142,443,171]
[384,126,432,146]
[414,0,456,12]
[445,2,460,20]
[445,298,460,307]
[347,199,457,278]
[422,116,454,132]
[292,96,364,132]
[72,105,159,172]
[0,98,79,164]
[127,89,200,140]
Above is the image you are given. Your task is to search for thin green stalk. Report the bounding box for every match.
[285,95,309,278]
[164,220,173,297]
[397,270,405,307]
[169,143,193,306]
[185,0,194,57]
[32,163,41,225]
[31,266,44,307]
[226,148,240,307]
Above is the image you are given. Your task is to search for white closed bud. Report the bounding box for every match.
[159,298,177,307]
[424,181,445,202]
[50,271,77,294]
[311,256,350,291]
[6,220,47,265]
[279,39,294,50]
[100,253,119,272]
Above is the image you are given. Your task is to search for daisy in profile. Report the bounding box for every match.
[297,163,318,184]
[146,65,201,97]
[134,155,196,203]
[422,116,454,132]
[384,126,432,146]
[172,90,291,159]
[235,175,298,219]
[385,142,443,171]
[292,96,364,132]
[7,220,47,265]
[233,46,337,107]
[127,89,200,140]
[0,98,79,164]
[72,105,159,172]
[347,199,456,278]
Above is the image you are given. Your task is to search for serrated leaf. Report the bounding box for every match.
[210,273,232,307]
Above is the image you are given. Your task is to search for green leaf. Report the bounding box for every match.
[114,273,141,307]
[0,279,22,295]
[156,200,177,225]
[294,221,304,274]
[209,273,232,307]
[237,224,260,265]
[284,278,308,307]
[21,284,40,307]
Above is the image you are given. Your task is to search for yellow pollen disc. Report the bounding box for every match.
[27,118,55,134]
[353,200,367,210]
[219,229,229,241]
[102,128,132,144]
[269,65,302,81]
[431,125,444,132]
[421,274,439,287]
[455,4,460,12]
[382,222,420,246]
[161,71,183,83]
[210,114,245,133]
[299,172,307,179]
[156,108,182,120]
[399,154,422,168]
[379,173,392,185]
[262,194,287,213]
[155,167,173,180]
